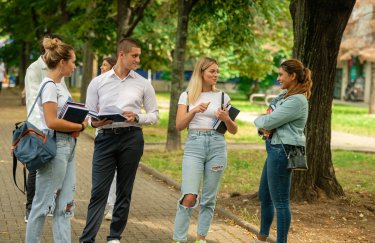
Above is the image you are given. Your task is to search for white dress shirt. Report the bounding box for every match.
[25,56,67,128]
[86,69,159,129]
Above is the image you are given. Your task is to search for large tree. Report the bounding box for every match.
[165,0,292,150]
[290,0,356,201]
[166,0,199,150]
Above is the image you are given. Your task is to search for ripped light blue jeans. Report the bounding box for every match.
[173,130,227,242]
[26,132,76,243]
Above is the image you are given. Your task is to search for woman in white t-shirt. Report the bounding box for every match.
[172,57,238,243]
[25,37,88,243]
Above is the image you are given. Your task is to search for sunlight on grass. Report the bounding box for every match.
[331,104,375,137]
[332,151,375,194]
[141,149,375,195]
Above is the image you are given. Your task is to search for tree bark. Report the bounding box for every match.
[80,42,94,103]
[19,41,31,87]
[290,0,356,201]
[166,0,198,151]
[117,0,152,43]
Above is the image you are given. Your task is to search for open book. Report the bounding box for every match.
[88,106,127,122]
[58,101,89,124]
[212,104,240,134]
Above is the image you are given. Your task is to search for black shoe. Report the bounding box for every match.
[24,208,30,223]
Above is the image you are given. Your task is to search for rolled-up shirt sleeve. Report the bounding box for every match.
[138,81,159,125]
[254,97,305,130]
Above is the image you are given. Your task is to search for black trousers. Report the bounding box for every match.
[80,128,144,243]
[26,170,36,210]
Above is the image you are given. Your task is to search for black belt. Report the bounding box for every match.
[98,126,141,135]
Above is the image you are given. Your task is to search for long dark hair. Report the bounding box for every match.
[280,59,313,99]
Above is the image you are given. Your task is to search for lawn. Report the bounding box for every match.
[141,149,375,195]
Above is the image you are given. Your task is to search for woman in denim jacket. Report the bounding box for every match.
[253,59,312,243]
[172,57,238,243]
[25,38,88,243]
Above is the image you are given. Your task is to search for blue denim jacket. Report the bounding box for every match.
[254,93,308,146]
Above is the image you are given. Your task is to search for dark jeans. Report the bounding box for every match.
[258,140,292,243]
[26,170,36,210]
[80,128,144,243]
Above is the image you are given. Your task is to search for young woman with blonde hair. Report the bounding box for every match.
[173,57,238,243]
[254,59,313,243]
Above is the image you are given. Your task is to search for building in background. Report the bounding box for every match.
[336,0,375,103]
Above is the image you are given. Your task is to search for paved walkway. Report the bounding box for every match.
[0,88,252,243]
[237,112,375,153]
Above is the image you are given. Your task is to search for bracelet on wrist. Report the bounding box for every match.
[80,123,85,132]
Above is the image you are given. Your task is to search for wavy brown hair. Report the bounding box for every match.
[280,59,313,99]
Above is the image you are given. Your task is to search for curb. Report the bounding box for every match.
[83,131,277,242]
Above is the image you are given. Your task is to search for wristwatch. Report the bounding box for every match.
[134,114,139,123]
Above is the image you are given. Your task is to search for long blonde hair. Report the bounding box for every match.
[280,59,313,99]
[186,57,218,105]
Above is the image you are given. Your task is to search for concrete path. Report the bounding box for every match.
[238,112,375,153]
[0,88,252,243]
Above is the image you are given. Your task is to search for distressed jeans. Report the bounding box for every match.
[25,132,76,243]
[258,139,292,243]
[173,130,227,242]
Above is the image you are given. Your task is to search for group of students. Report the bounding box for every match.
[22,33,312,243]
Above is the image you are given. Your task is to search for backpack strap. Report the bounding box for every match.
[221,91,224,110]
[13,151,26,194]
[26,80,55,121]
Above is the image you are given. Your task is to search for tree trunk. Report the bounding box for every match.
[290,0,355,201]
[80,42,94,103]
[117,0,131,43]
[166,0,197,151]
[19,41,31,87]
[369,64,375,114]
[117,0,152,44]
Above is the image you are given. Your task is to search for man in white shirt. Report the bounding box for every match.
[80,38,159,243]
[0,59,5,92]
[23,34,66,222]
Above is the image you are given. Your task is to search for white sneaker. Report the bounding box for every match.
[107,240,120,243]
[104,208,113,221]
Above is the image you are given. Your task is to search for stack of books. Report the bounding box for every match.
[58,101,89,123]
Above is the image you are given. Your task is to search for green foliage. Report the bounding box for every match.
[0,0,293,87]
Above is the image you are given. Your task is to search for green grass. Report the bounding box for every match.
[331,103,375,137]
[332,151,375,193]
[84,92,375,142]
[141,149,375,195]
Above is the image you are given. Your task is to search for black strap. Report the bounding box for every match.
[186,91,189,112]
[221,91,224,110]
[13,151,26,194]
